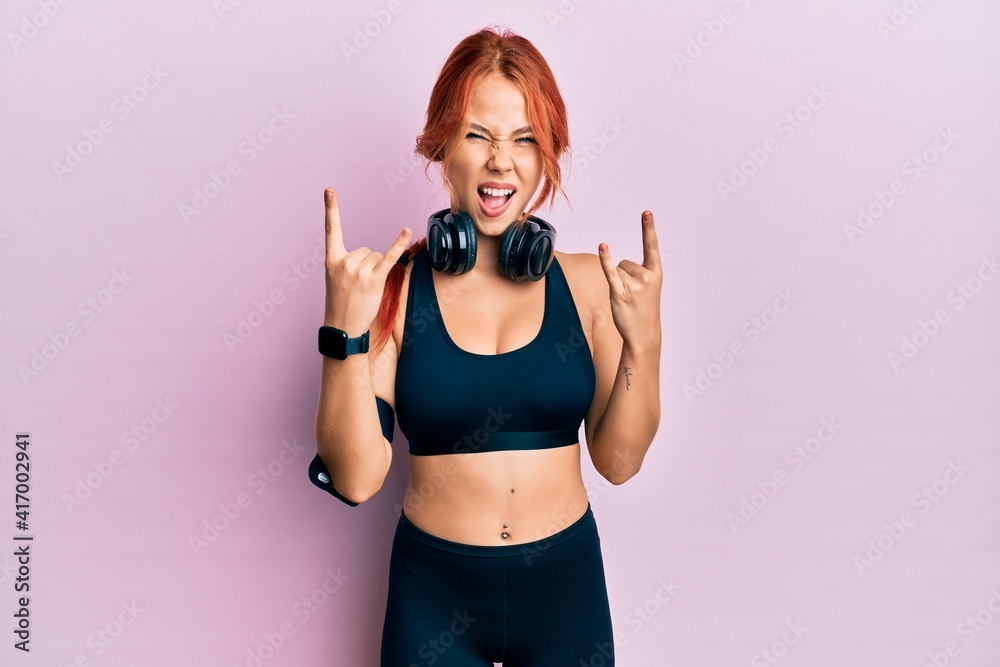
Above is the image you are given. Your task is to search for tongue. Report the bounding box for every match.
[481,192,508,208]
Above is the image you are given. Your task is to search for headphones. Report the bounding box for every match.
[425,208,557,282]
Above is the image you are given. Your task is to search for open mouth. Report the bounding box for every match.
[477,186,516,217]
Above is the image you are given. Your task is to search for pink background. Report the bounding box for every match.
[2,1,999,665]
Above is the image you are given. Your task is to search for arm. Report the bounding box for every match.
[588,335,661,484]
[585,210,664,484]
[313,315,396,505]
[311,185,411,505]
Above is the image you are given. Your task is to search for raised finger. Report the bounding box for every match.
[378,227,413,275]
[360,226,413,276]
[598,242,624,296]
[324,188,346,260]
[640,211,661,272]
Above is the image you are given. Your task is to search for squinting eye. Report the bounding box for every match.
[517,136,538,144]
[466,132,488,141]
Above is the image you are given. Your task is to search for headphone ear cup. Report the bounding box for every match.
[427,209,478,274]
[497,221,517,281]
[499,215,556,282]
[498,220,530,281]
[453,211,477,275]
[426,211,452,273]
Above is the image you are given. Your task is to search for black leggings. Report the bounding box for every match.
[380,503,615,666]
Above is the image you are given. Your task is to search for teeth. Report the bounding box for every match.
[479,187,514,197]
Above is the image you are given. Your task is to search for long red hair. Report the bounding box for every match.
[370,25,572,355]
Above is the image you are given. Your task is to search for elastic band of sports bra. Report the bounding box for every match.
[407,428,581,456]
[398,503,595,558]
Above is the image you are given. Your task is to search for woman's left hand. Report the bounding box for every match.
[597,210,663,351]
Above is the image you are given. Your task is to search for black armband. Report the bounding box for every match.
[308,396,395,506]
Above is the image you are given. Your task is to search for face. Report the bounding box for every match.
[444,73,544,233]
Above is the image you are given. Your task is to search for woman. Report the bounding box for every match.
[313,25,662,665]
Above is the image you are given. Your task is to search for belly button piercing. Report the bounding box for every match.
[501,523,509,540]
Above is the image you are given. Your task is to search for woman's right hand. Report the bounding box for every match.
[323,187,412,335]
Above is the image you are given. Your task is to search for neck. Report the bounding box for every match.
[469,232,502,277]
[462,207,522,279]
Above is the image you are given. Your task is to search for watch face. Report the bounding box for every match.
[319,327,348,359]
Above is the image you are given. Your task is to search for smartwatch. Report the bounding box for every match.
[318,326,370,360]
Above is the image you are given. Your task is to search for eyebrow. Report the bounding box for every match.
[468,123,533,136]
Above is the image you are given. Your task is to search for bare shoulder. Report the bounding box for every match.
[554,249,606,317]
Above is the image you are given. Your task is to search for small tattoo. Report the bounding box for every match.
[623,366,632,390]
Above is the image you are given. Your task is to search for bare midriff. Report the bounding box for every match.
[393,250,594,546]
[403,444,591,546]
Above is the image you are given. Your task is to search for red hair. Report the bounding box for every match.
[370,25,572,356]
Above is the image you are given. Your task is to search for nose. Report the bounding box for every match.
[487,140,513,173]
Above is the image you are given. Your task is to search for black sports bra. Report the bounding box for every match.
[394,247,596,456]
